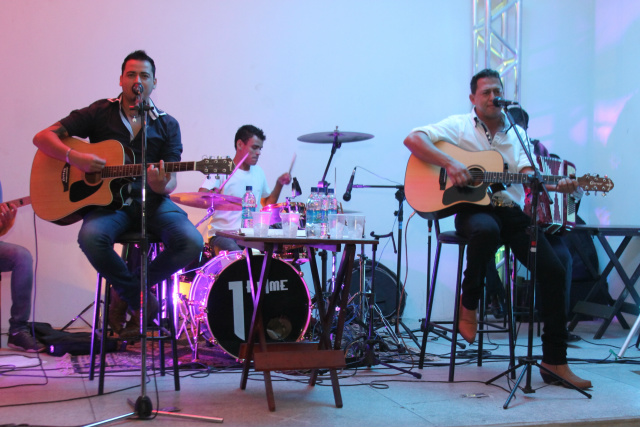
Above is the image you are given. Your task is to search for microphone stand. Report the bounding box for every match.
[87,96,223,426]
[130,94,153,417]
[484,106,592,409]
[350,183,419,346]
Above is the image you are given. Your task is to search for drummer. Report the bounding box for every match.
[199,124,291,255]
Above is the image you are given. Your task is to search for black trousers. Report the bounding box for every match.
[455,205,569,365]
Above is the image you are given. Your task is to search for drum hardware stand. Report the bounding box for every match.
[349,183,419,346]
[84,89,222,426]
[354,244,421,378]
[351,249,402,349]
[60,301,95,331]
[485,103,591,409]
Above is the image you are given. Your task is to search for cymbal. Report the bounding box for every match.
[170,192,242,211]
[297,131,374,144]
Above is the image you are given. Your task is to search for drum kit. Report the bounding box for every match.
[168,128,374,360]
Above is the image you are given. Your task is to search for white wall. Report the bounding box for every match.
[0,0,637,329]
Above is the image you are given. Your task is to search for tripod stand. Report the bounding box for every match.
[485,104,592,409]
[349,183,419,346]
[347,246,421,379]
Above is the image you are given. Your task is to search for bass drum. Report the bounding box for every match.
[348,260,406,319]
[189,251,311,358]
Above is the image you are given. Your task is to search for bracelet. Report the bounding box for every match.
[65,148,72,164]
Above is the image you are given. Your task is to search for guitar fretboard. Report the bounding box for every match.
[477,171,565,186]
[101,162,198,178]
[3,196,31,207]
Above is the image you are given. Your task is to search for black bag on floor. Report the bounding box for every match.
[31,322,117,356]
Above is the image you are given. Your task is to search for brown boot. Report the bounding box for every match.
[540,362,592,389]
[118,294,159,340]
[458,301,477,344]
[119,310,141,340]
[108,288,128,335]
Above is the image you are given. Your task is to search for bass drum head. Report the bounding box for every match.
[188,251,244,323]
[349,260,405,319]
[206,255,311,358]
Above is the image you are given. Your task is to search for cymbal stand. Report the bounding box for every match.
[317,126,344,189]
[347,251,400,346]
[485,104,591,409]
[355,243,421,379]
[349,183,419,346]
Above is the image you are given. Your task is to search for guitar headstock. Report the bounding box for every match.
[195,157,234,175]
[577,173,615,195]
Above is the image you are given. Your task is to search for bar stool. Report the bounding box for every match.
[418,213,516,382]
[89,231,180,395]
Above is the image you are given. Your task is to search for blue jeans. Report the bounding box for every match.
[0,241,34,333]
[78,198,203,310]
[455,205,569,365]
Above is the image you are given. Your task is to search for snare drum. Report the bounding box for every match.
[189,251,311,358]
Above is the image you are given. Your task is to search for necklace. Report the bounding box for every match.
[132,115,137,123]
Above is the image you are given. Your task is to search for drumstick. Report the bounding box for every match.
[219,152,249,192]
[288,152,297,175]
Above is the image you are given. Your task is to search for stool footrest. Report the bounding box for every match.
[239,343,346,371]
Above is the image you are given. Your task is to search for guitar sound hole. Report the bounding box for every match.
[467,166,484,188]
[85,172,101,185]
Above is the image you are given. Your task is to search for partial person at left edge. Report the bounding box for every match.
[32,50,204,338]
[0,180,45,352]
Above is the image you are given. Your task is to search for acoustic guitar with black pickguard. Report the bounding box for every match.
[30,137,233,225]
[404,140,614,217]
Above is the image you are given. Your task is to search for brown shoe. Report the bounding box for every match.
[458,301,477,344]
[118,294,160,340]
[108,288,128,335]
[540,362,592,389]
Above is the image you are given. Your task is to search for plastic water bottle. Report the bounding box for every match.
[319,187,329,238]
[241,186,257,228]
[305,187,319,237]
[326,188,338,217]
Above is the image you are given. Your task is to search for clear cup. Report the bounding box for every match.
[280,212,300,238]
[346,215,365,239]
[354,215,365,238]
[251,211,272,237]
[329,213,348,239]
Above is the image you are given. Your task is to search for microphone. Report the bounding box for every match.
[132,83,144,96]
[492,97,518,107]
[343,167,357,201]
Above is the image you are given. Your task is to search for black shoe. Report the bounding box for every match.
[8,330,46,353]
[488,295,505,319]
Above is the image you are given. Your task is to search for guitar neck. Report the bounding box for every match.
[3,196,31,208]
[102,161,199,178]
[481,171,565,186]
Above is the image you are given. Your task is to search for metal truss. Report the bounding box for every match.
[473,0,522,102]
